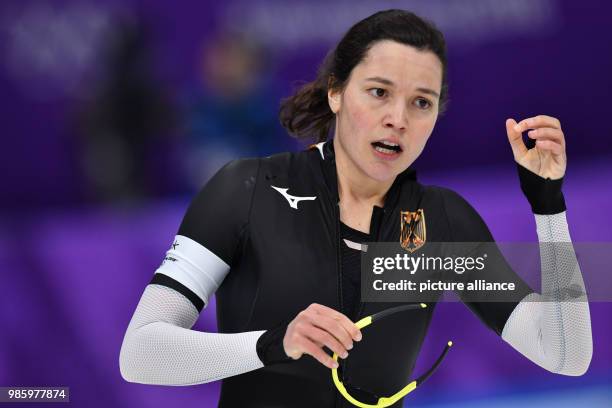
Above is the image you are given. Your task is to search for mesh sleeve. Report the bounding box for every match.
[501,211,593,376]
[119,284,267,385]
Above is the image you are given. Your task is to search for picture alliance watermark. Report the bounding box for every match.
[371,278,517,293]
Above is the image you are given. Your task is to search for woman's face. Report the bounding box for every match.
[329,40,443,182]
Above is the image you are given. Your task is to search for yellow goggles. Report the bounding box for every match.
[331,303,453,408]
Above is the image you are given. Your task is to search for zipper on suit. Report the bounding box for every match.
[333,198,348,408]
[334,199,347,372]
[354,204,387,323]
[336,202,388,408]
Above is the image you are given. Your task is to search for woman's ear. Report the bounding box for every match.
[327,75,342,114]
[328,88,341,114]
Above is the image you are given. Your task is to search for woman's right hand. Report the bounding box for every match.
[283,303,363,369]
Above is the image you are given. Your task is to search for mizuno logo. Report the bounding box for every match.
[271,185,317,209]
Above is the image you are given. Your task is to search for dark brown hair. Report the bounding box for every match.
[279,9,448,142]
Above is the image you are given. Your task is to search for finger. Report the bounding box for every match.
[283,339,303,360]
[283,323,305,360]
[527,128,566,148]
[515,115,561,133]
[305,326,349,359]
[298,308,354,349]
[535,139,564,155]
[506,118,528,159]
[309,303,362,341]
[309,313,355,351]
[297,337,339,369]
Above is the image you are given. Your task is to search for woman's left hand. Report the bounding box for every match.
[505,115,567,179]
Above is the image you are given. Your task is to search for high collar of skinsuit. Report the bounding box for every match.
[316,139,418,209]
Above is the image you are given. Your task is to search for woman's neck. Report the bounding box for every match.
[333,138,394,207]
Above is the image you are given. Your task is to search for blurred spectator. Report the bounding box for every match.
[76,16,176,204]
[181,30,298,191]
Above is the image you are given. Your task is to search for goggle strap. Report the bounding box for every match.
[377,380,417,406]
[415,341,453,385]
[333,304,452,407]
[370,303,427,323]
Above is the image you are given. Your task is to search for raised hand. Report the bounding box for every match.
[505,115,567,179]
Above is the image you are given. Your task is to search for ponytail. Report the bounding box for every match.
[279,53,336,143]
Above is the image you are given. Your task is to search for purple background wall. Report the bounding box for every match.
[1,0,610,407]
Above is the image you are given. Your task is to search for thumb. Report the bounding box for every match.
[505,118,528,160]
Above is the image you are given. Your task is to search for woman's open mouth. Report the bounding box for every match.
[371,140,402,160]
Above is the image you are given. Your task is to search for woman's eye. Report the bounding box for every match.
[368,88,387,98]
[415,98,431,109]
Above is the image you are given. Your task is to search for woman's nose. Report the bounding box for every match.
[383,102,407,130]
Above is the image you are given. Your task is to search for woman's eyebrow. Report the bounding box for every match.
[365,76,395,86]
[364,76,440,98]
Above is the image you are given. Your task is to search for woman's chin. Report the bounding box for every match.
[364,165,398,183]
